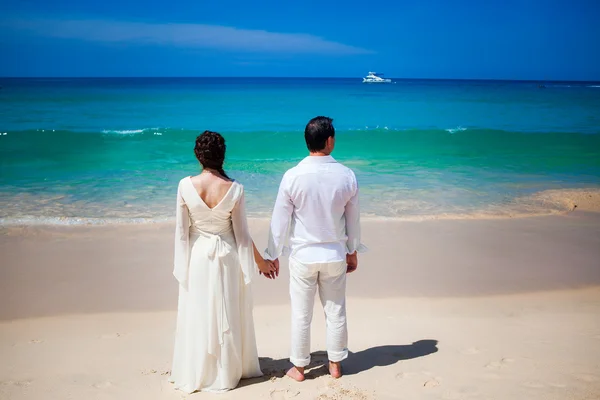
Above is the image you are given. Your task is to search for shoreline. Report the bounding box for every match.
[2,188,600,227]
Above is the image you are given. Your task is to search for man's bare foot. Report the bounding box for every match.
[329,361,342,379]
[286,366,305,382]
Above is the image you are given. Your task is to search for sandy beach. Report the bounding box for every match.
[3,3,600,398]
[1,212,600,399]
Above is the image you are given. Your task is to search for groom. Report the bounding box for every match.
[264,116,365,381]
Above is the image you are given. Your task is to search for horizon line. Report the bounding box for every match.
[1,76,600,83]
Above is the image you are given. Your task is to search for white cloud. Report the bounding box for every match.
[2,17,373,55]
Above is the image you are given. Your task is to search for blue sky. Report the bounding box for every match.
[0,0,598,80]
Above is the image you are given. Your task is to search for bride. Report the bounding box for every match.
[169,130,278,393]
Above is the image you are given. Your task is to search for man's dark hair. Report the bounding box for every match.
[304,116,335,152]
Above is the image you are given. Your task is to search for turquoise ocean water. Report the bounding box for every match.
[1,78,599,224]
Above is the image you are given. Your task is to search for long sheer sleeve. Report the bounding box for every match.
[232,186,256,285]
[173,181,190,287]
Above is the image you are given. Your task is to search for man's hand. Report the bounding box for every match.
[272,258,280,278]
[346,252,358,273]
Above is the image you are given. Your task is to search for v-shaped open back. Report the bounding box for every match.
[186,176,235,211]
[176,177,243,236]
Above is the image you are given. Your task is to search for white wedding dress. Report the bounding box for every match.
[169,177,263,393]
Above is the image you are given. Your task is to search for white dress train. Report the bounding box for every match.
[169,177,263,393]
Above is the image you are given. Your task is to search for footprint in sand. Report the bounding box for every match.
[269,389,300,399]
[28,339,43,344]
[485,358,515,369]
[423,379,440,388]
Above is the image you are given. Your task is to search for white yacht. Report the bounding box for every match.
[362,72,392,83]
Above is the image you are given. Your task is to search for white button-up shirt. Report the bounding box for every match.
[265,155,366,264]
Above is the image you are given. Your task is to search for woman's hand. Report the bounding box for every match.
[252,241,277,279]
[258,259,277,279]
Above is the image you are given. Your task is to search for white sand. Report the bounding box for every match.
[1,212,600,399]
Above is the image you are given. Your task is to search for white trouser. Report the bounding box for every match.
[288,258,348,367]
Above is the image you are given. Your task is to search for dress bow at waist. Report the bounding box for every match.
[191,228,232,358]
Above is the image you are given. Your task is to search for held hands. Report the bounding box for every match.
[258,258,279,280]
[346,252,358,274]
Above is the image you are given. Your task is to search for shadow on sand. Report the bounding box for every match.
[239,339,438,386]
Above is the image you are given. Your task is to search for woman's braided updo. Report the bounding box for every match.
[194,130,230,179]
